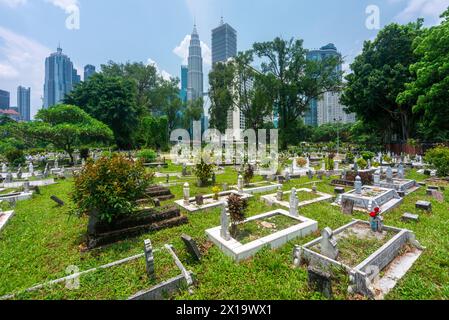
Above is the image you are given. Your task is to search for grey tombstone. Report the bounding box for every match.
[183,183,190,205]
[289,188,299,217]
[23,180,30,193]
[153,198,161,207]
[144,239,156,280]
[284,171,290,182]
[28,162,34,176]
[181,234,202,261]
[54,158,59,170]
[195,195,204,206]
[307,170,314,180]
[220,202,231,241]
[166,174,170,184]
[17,166,22,180]
[237,175,244,194]
[373,173,381,186]
[50,195,65,206]
[354,176,362,195]
[398,164,405,179]
[320,227,339,260]
[386,167,393,183]
[308,266,332,299]
[312,183,317,193]
[1,163,6,173]
[276,186,284,202]
[5,171,13,183]
[341,169,347,181]
[353,160,359,173]
[402,212,419,222]
[182,163,187,177]
[367,159,372,169]
[431,190,444,203]
[416,200,432,212]
[342,199,354,215]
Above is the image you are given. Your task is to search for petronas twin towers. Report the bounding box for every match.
[187,24,204,102]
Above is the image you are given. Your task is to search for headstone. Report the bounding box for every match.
[341,199,354,215]
[307,170,314,180]
[354,176,362,194]
[1,163,6,173]
[183,183,190,205]
[402,212,419,222]
[276,187,283,201]
[334,187,345,194]
[312,183,317,193]
[373,173,380,186]
[23,180,30,193]
[308,266,332,299]
[195,195,204,206]
[222,183,228,191]
[289,188,299,217]
[317,172,323,180]
[181,234,201,261]
[367,159,371,169]
[386,167,393,183]
[284,171,290,182]
[431,190,444,203]
[144,239,156,280]
[398,164,405,179]
[416,200,432,212]
[321,160,326,171]
[341,169,347,181]
[54,158,59,169]
[320,227,339,260]
[182,163,187,177]
[17,166,22,180]
[334,160,339,171]
[212,172,216,185]
[237,175,244,193]
[153,198,161,207]
[220,202,231,241]
[166,174,170,184]
[5,171,13,183]
[50,195,65,206]
[353,160,358,173]
[28,162,34,175]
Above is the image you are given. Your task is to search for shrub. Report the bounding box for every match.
[296,157,308,167]
[5,149,25,167]
[227,193,248,237]
[137,149,157,163]
[194,158,214,186]
[361,151,375,161]
[346,152,355,163]
[71,154,153,223]
[425,146,449,177]
[325,156,334,171]
[383,155,392,163]
[243,164,254,185]
[356,158,368,169]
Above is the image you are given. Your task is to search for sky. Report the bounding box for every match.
[0,0,448,119]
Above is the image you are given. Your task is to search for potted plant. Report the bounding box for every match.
[212,186,221,200]
[227,193,248,237]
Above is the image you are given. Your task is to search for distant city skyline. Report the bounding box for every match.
[0,0,448,119]
[17,85,31,121]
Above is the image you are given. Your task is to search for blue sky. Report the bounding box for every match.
[0,0,448,118]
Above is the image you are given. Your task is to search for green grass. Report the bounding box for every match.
[0,168,448,300]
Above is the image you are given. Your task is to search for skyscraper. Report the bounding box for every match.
[43,46,79,109]
[304,43,355,126]
[180,65,188,103]
[187,24,204,102]
[211,17,237,65]
[84,64,96,81]
[17,86,31,122]
[0,89,10,110]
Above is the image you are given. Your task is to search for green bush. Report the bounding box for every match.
[228,193,248,237]
[361,151,375,161]
[136,149,157,163]
[193,158,214,186]
[5,149,25,167]
[346,152,355,163]
[243,164,254,185]
[356,158,368,169]
[425,146,449,177]
[325,156,335,170]
[71,154,153,223]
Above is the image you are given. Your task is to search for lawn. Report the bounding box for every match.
[0,168,448,300]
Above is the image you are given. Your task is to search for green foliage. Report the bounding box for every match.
[242,164,254,185]
[136,149,157,163]
[193,157,214,186]
[64,74,139,149]
[297,157,307,167]
[325,156,334,171]
[397,10,449,141]
[346,152,355,163]
[80,148,89,160]
[5,149,25,166]
[183,98,204,130]
[227,193,249,237]
[71,154,153,223]
[424,146,449,177]
[356,158,368,170]
[135,115,168,151]
[361,151,375,161]
[24,105,113,163]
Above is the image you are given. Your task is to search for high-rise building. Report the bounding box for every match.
[17,86,31,122]
[84,64,96,81]
[180,65,188,103]
[187,24,204,102]
[304,43,355,126]
[0,90,10,110]
[211,17,237,65]
[43,46,79,109]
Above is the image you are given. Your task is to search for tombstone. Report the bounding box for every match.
[308,266,332,299]
[312,183,317,193]
[320,227,339,260]
[195,195,204,206]
[183,183,190,205]
[222,183,228,192]
[43,163,49,178]
[211,172,216,185]
[334,160,339,171]
[1,163,6,173]
[321,160,326,171]
[334,187,345,195]
[220,203,231,241]
[182,163,187,177]
[5,171,13,183]
[237,175,244,193]
[153,198,161,207]
[317,172,323,180]
[54,158,59,170]
[307,170,314,180]
[276,186,283,202]
[353,161,359,173]
[144,239,156,280]
[50,195,65,206]
[17,166,22,180]
[431,190,444,203]
[367,159,372,169]
[373,173,381,186]
[342,199,354,215]
[341,169,347,181]
[402,212,419,222]
[416,200,432,212]
[386,167,393,183]
[181,234,201,261]
[289,188,299,217]
[398,164,405,179]
[354,176,362,195]
[23,180,30,193]
[81,158,86,167]
[284,171,290,182]
[28,162,34,176]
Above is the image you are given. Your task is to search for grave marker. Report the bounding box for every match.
[144,239,156,280]
[341,199,354,215]
[320,227,339,260]
[181,234,201,261]
[50,195,65,207]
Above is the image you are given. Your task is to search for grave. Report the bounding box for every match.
[402,213,419,222]
[293,219,425,299]
[231,180,282,195]
[0,210,15,233]
[261,188,333,209]
[334,177,403,214]
[206,206,318,262]
[181,234,202,261]
[415,201,432,212]
[373,170,419,195]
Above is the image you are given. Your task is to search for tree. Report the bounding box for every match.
[135,115,169,151]
[341,21,423,143]
[22,105,113,163]
[397,9,449,141]
[252,37,342,149]
[151,77,183,131]
[64,73,139,149]
[183,98,203,130]
[209,61,235,132]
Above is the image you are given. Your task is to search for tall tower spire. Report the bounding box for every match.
[187,20,203,102]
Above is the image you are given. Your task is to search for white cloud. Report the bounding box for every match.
[147,58,172,81]
[391,0,449,24]
[0,26,51,118]
[45,0,79,12]
[0,0,27,8]
[173,34,212,66]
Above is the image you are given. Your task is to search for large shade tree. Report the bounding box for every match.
[341,21,423,143]
[397,8,449,141]
[22,105,113,163]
